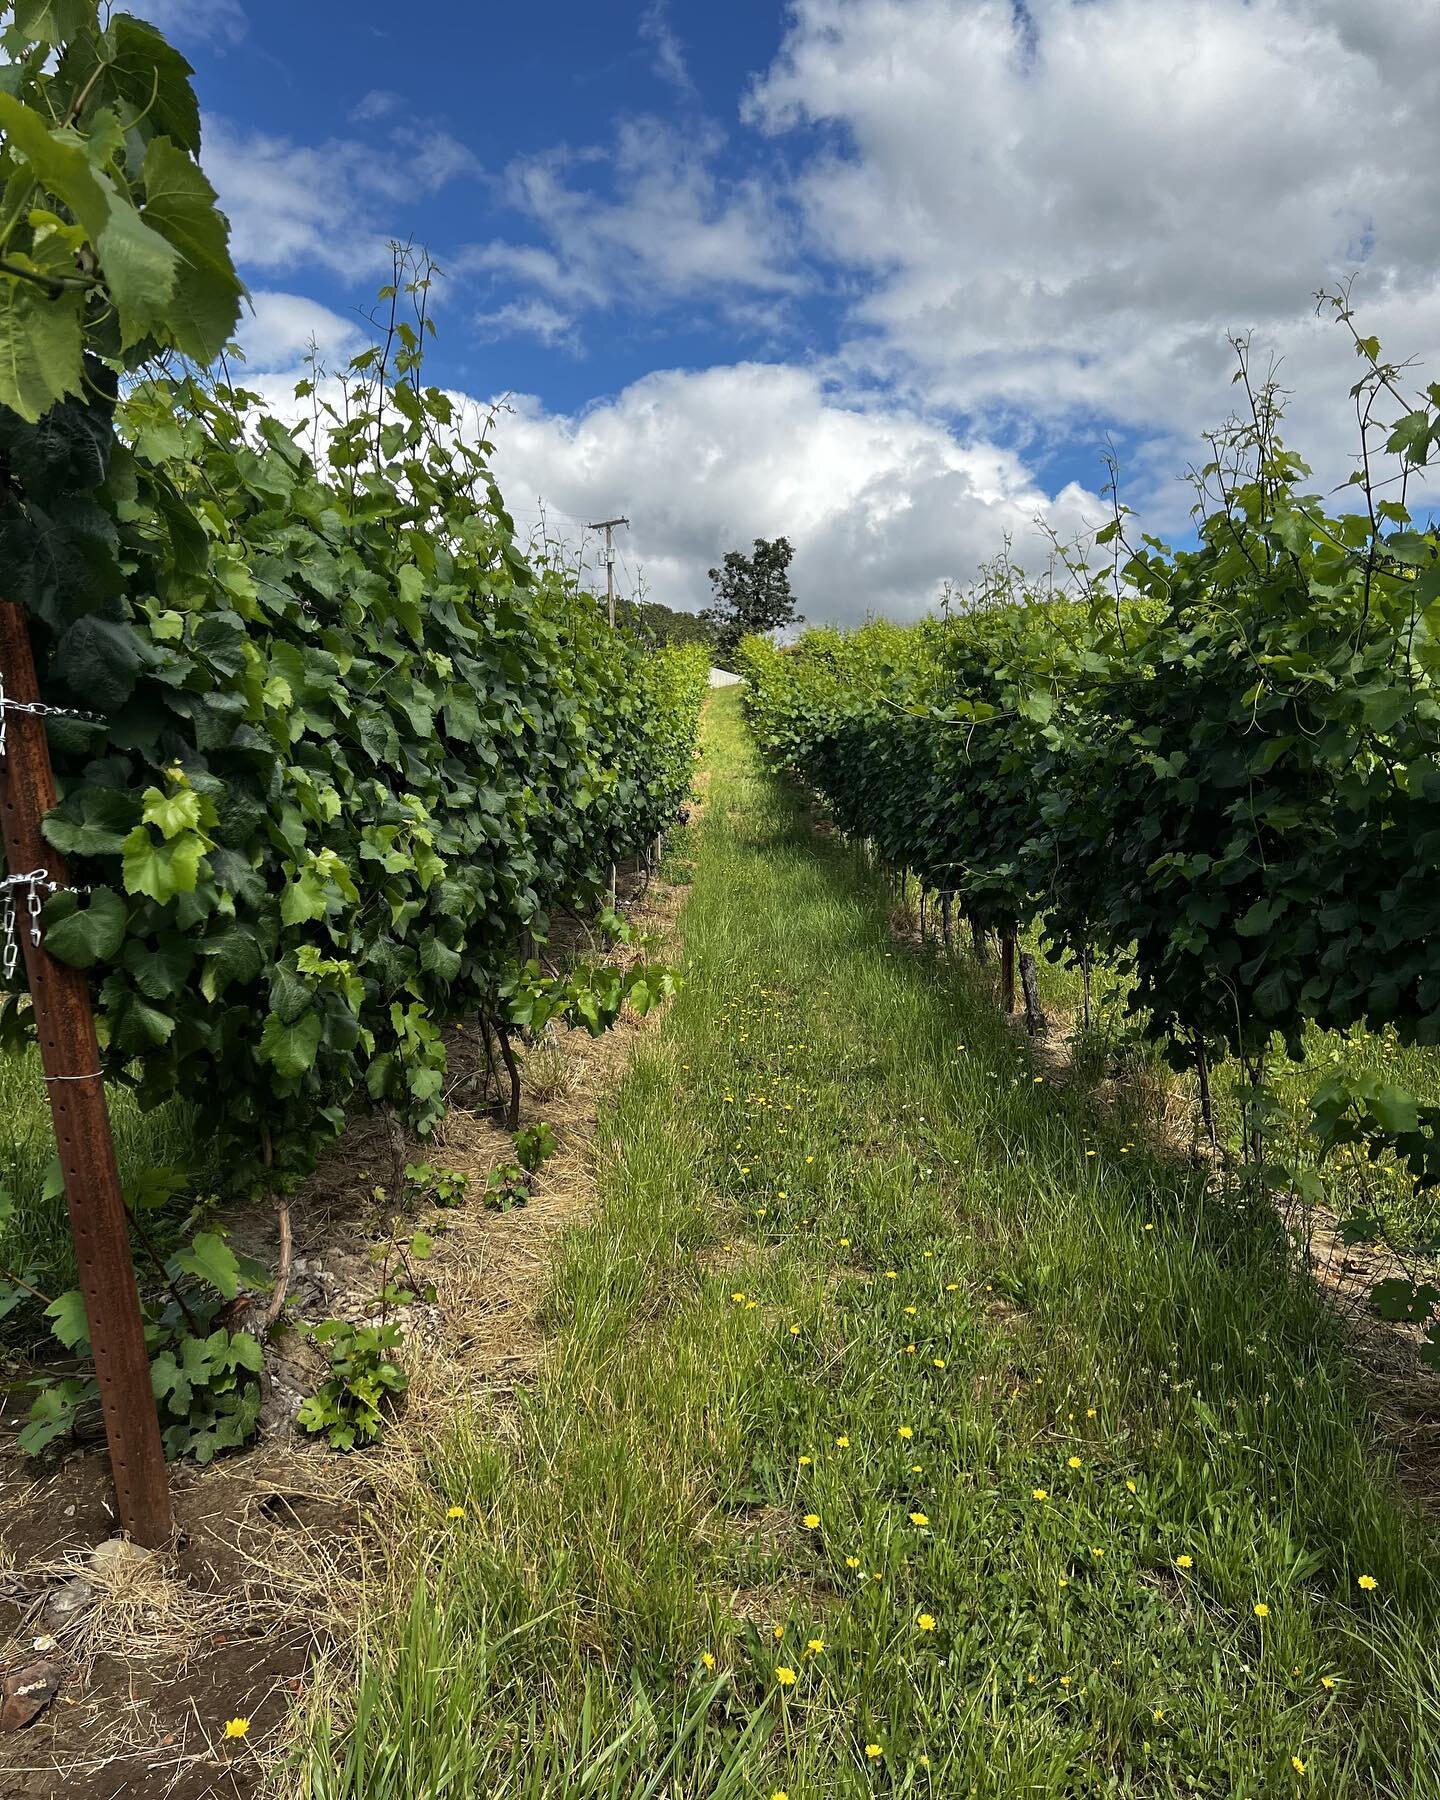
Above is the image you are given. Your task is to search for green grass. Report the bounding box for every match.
[0,1046,199,1321]
[1012,923,1440,1251]
[299,689,1440,1798]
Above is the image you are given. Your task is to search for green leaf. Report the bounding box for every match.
[42,886,127,969]
[171,1230,242,1301]
[140,136,243,362]
[45,1288,90,1352]
[0,273,85,422]
[121,824,204,902]
[259,1008,323,1079]
[12,1,90,47]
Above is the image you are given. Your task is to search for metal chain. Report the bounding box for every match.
[1,870,53,983]
[0,670,106,760]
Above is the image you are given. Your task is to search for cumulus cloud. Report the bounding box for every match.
[488,362,1103,623]
[748,0,1440,511]
[236,291,363,370]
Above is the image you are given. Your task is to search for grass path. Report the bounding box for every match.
[304,690,1440,1799]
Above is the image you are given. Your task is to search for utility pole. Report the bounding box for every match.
[587,515,629,627]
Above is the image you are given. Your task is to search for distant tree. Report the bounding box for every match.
[614,593,717,655]
[701,537,801,663]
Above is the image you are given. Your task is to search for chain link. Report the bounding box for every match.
[1,870,53,983]
[0,670,106,760]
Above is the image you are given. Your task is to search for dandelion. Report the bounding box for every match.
[223,1719,250,1741]
[1176,1555,1193,1570]
[1321,1677,1335,1691]
[904,1304,918,1316]
[1358,1574,1378,1591]
[933,1358,946,1369]
[885,1270,898,1280]
[798,1455,812,1466]
[839,1237,851,1248]
[945,1282,959,1291]
[446,1506,466,1520]
[1152,1709,1164,1723]
[898,1425,914,1440]
[1125,1480,1137,1494]
[909,1512,930,1526]
[1059,1675,1071,1688]
[1086,1408,1097,1419]
[1032,1488,1049,1501]
[1067,1456,1083,1470]
[835,1435,850,1447]
[778,1191,787,1199]
[917,1613,936,1631]
[1254,1603,1270,1619]
[731,1291,747,1304]
[772,1791,788,1800]
[789,1324,801,1336]
[904,1343,917,1354]
[773,1624,786,1640]
[802,1514,820,1529]
[775,1666,797,1687]
[865,1743,883,1759]
[806,1637,825,1655]
[1091,1547,1104,1559]
[701,1652,716,1670]
[1058,1576,1069,1588]
[846,1556,861,1569]
[1292,1757,1307,1775]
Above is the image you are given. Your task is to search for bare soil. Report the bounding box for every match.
[0,844,693,1800]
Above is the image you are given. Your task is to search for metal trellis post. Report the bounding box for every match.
[0,601,171,1546]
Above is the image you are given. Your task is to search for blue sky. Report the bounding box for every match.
[148,0,1440,621]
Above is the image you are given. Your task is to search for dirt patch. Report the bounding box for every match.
[0,833,696,1799]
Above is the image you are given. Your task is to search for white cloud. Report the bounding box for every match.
[204,119,480,281]
[488,362,1103,623]
[134,0,245,43]
[748,0,1440,511]
[475,298,579,351]
[459,116,802,325]
[236,291,363,369]
[640,1,697,98]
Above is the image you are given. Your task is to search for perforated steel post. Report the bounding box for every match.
[0,602,170,1546]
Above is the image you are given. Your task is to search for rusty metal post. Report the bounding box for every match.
[0,602,171,1546]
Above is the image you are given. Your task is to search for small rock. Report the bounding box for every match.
[88,1538,151,1578]
[30,1637,57,1654]
[42,1575,95,1626]
[1,1661,63,1732]
[61,1505,75,1520]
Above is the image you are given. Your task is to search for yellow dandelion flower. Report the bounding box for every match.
[898,1425,913,1440]
[1254,1603,1270,1618]
[1321,1677,1335,1691]
[731,1291,747,1304]
[1125,1479,1137,1494]
[789,1324,801,1336]
[1067,1456,1083,1470]
[1058,1576,1069,1588]
[806,1637,825,1655]
[904,1304,918,1316]
[846,1555,861,1569]
[446,1505,466,1520]
[946,1282,959,1291]
[1152,1708,1164,1723]
[884,1270,898,1280]
[1086,1408,1097,1419]
[223,1718,251,1740]
[839,1237,851,1248]
[701,1651,716,1670]
[772,1792,788,1800]
[1059,1675,1071,1687]
[798,1455,812,1466]
[775,1666,797,1686]
[1091,1547,1104,1558]
[1032,1488,1049,1501]
[904,1343,917,1353]
[1292,1756,1307,1775]
[835,1435,850,1447]
[1176,1555,1194,1570]
[1358,1574,1378,1591]
[933,1358,946,1369]
[917,1613,936,1631]
[909,1512,930,1526]
[778,1191,787,1199]
[802,1514,820,1529]
[865,1743,883,1759]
